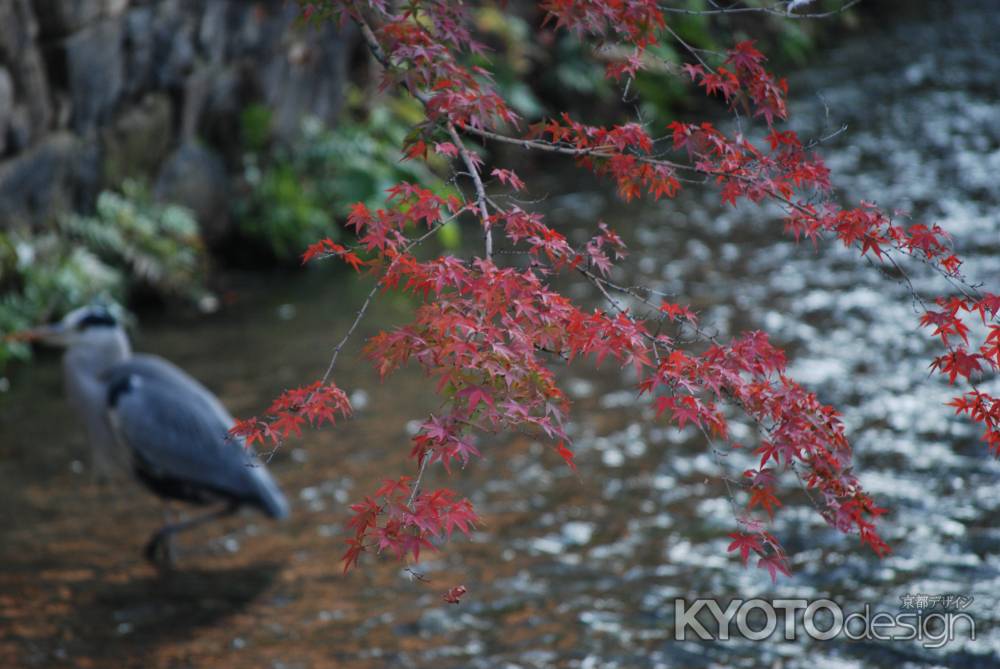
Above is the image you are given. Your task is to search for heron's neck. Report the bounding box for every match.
[65,330,133,379]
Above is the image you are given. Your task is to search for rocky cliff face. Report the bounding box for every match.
[0,0,352,239]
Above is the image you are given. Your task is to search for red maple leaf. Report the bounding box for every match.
[443,585,468,604]
[757,554,791,583]
[556,441,577,472]
[727,532,764,565]
[747,486,782,518]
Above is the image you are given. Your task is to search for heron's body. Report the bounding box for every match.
[104,355,289,518]
[19,306,289,564]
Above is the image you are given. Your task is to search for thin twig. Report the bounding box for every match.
[464,122,990,303]
[407,452,432,508]
[320,218,453,387]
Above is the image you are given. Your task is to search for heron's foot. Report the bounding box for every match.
[143,529,178,568]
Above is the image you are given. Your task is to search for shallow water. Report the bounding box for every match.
[2,2,1000,667]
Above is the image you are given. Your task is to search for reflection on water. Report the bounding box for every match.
[2,2,1000,667]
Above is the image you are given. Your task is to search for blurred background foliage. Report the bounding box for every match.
[60,182,206,299]
[235,90,456,264]
[0,0,862,371]
[0,182,206,368]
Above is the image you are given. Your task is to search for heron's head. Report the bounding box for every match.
[8,305,128,351]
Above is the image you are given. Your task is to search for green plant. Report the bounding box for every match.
[472,7,546,118]
[60,180,207,298]
[0,182,209,370]
[240,103,274,153]
[237,93,457,263]
[0,230,124,368]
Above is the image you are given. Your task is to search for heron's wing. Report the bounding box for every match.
[115,354,236,425]
[104,358,289,518]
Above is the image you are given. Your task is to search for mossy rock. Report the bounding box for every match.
[100,93,173,187]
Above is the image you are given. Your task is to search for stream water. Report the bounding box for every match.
[1,2,999,667]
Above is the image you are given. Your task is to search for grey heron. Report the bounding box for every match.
[12,305,290,565]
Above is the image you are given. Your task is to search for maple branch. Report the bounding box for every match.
[699,422,744,519]
[573,265,763,526]
[447,123,493,259]
[246,210,459,463]
[320,217,453,387]
[211,0,1000,584]
[578,266,716,345]
[662,18,716,72]
[468,122,988,308]
[867,251,997,420]
[319,280,380,387]
[353,4,391,70]
[351,5,431,105]
[657,0,863,19]
[353,7,493,258]
[460,124,707,186]
[353,0,965,322]
[407,451,431,508]
[573,262,855,488]
[462,125,686,167]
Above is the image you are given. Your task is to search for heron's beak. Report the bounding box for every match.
[5,323,69,346]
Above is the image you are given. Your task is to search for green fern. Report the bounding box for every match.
[1,182,210,371]
[237,95,457,262]
[0,230,123,369]
[59,181,206,297]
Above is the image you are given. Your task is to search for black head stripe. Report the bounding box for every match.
[77,310,118,329]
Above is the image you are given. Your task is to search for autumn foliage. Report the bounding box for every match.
[232,0,999,585]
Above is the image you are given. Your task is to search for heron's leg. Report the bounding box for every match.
[159,503,180,565]
[145,501,239,567]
